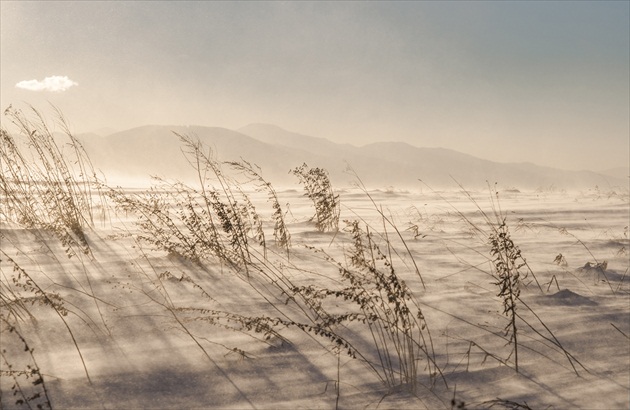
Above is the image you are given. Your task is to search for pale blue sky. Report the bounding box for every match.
[1,1,628,171]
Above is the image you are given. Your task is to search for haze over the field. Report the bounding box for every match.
[1,1,628,172]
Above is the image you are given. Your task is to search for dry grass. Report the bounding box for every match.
[1,105,105,258]
[2,107,627,409]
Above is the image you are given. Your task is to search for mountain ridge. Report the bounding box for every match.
[78,124,626,190]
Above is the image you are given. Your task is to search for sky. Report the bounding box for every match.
[1,1,628,172]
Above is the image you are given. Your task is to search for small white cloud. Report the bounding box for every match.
[16,75,78,92]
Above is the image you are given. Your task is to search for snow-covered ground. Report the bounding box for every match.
[2,185,628,409]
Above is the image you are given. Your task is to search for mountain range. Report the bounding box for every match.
[78,123,628,190]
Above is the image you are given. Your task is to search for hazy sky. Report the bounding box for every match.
[1,1,628,171]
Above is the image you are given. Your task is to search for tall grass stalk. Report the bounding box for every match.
[489,220,523,372]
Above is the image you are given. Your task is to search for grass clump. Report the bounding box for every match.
[1,105,103,257]
[104,137,261,272]
[291,163,340,232]
[287,218,442,394]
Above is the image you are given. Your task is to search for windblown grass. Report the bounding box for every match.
[1,105,105,257]
[1,107,628,409]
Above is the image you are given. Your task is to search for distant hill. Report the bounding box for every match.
[600,167,630,180]
[80,125,297,186]
[78,124,626,190]
[239,124,349,154]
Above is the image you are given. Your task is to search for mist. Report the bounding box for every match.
[1,1,628,172]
